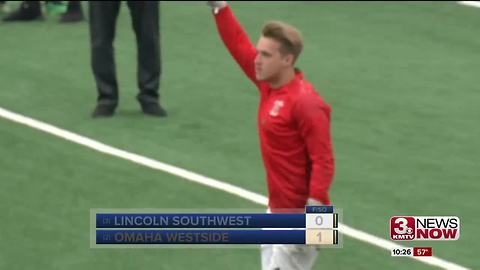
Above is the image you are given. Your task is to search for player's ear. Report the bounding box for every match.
[282,53,294,67]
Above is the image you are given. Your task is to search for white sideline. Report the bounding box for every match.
[458,1,480,8]
[0,107,470,270]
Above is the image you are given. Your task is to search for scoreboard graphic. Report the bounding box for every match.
[90,206,341,247]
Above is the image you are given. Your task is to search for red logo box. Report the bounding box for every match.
[390,216,415,240]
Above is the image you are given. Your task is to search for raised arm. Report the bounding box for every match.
[208,1,259,84]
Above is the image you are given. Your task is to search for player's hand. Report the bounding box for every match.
[306,198,325,251]
[207,1,227,13]
[306,198,323,206]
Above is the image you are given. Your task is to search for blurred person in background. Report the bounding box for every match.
[0,1,10,13]
[2,1,83,23]
[89,1,166,118]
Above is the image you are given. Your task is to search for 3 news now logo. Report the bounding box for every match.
[390,216,460,241]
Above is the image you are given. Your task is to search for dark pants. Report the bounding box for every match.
[89,1,161,105]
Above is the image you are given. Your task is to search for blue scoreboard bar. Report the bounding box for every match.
[91,206,340,247]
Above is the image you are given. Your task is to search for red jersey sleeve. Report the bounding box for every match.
[293,96,335,205]
[213,6,259,85]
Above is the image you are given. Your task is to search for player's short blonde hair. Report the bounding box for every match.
[261,21,304,63]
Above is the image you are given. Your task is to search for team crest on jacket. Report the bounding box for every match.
[269,100,284,117]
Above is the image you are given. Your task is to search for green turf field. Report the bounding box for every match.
[1,2,479,269]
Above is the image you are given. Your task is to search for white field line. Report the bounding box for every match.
[458,1,480,8]
[0,107,470,270]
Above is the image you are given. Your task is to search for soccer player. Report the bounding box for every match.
[207,2,335,269]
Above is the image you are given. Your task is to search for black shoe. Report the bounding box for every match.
[140,102,167,117]
[92,104,116,118]
[2,2,42,22]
